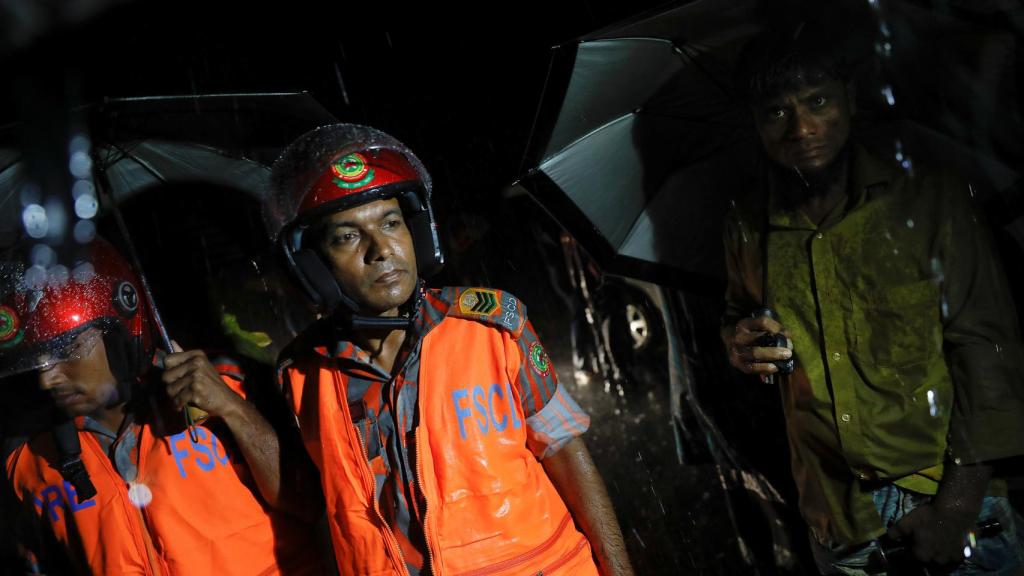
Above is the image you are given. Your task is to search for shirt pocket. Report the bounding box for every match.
[352,415,382,462]
[852,279,943,368]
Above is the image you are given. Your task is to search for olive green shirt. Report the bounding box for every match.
[722,146,1024,547]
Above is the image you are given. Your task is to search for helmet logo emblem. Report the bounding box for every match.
[331,153,376,190]
[0,305,24,348]
[114,281,139,316]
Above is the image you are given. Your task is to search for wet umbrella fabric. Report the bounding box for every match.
[0,92,337,239]
[521,0,762,294]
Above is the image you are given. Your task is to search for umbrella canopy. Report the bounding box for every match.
[521,0,762,294]
[0,91,336,243]
[520,0,1024,294]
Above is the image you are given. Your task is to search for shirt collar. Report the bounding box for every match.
[767,144,897,230]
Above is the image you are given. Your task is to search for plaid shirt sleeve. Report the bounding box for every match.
[512,320,590,459]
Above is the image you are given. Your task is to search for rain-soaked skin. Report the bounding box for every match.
[37,328,125,433]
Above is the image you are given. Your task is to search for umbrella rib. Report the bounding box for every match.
[108,142,168,184]
[672,42,738,101]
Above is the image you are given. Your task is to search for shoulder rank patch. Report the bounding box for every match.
[447,287,527,337]
[459,288,500,317]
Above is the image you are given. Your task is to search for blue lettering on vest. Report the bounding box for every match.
[191,428,216,472]
[453,383,523,439]
[63,481,96,512]
[507,382,523,429]
[472,385,489,435]
[33,481,98,524]
[211,431,230,465]
[170,431,190,478]
[39,485,63,522]
[170,428,230,478]
[488,383,508,432]
[452,389,472,440]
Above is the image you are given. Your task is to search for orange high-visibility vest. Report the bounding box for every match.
[283,298,599,576]
[7,410,320,575]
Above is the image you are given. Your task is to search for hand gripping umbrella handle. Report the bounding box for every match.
[94,171,206,443]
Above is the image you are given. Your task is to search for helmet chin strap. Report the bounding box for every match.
[336,282,424,332]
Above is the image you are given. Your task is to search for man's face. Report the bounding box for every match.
[316,197,419,316]
[753,79,853,174]
[37,328,121,418]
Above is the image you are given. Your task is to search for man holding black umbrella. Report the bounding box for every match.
[2,238,323,574]
[720,24,1024,575]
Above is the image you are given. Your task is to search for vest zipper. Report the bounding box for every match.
[414,427,438,574]
[83,429,160,576]
[538,537,587,575]
[456,513,574,576]
[353,423,409,575]
[132,428,163,576]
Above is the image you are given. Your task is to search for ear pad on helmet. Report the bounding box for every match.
[293,248,346,313]
[396,190,444,278]
[405,211,442,278]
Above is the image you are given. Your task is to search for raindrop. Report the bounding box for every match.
[631,528,647,549]
[963,545,972,559]
[73,220,96,244]
[72,262,95,282]
[892,248,899,255]
[968,183,976,198]
[906,219,914,229]
[74,194,98,219]
[995,344,1003,353]
[879,21,892,38]
[68,151,92,179]
[24,264,46,290]
[901,158,914,176]
[881,85,895,106]
[127,482,153,508]
[927,389,938,417]
[44,200,67,241]
[48,265,70,286]
[71,179,94,199]
[940,296,949,320]
[29,244,56,268]
[19,183,41,206]
[68,133,90,154]
[22,204,47,238]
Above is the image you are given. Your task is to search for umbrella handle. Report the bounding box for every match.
[93,169,207,443]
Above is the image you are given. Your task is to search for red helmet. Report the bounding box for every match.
[0,237,153,378]
[264,124,444,314]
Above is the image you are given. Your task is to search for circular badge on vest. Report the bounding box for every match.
[113,281,139,317]
[528,342,551,378]
[331,153,376,190]
[0,305,23,349]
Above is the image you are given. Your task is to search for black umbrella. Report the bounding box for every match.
[0,92,337,243]
[519,0,763,295]
[519,0,1024,294]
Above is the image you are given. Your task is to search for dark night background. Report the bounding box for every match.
[3,1,1024,574]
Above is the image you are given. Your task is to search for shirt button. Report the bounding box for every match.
[832,352,841,361]
[816,233,824,239]
[841,413,851,422]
